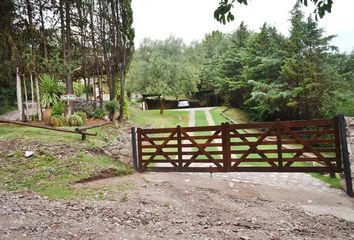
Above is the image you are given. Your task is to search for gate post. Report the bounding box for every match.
[338,115,353,197]
[131,127,138,171]
[222,122,231,172]
[177,125,183,170]
[275,119,283,168]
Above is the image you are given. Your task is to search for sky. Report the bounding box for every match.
[132,0,354,53]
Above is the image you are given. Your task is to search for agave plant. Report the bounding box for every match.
[39,74,61,108]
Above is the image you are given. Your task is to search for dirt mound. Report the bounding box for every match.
[75,168,118,183]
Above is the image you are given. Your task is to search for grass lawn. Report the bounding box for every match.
[130,108,189,128]
[0,123,133,199]
[0,153,131,200]
[130,108,189,163]
[210,106,249,124]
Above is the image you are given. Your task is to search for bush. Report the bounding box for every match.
[52,101,65,116]
[85,107,106,119]
[93,108,105,119]
[31,114,39,121]
[39,74,61,108]
[75,111,87,124]
[67,114,84,127]
[105,100,118,116]
[0,87,16,115]
[73,82,85,97]
[49,115,66,127]
[85,107,95,119]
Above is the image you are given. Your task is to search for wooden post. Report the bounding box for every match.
[131,127,138,170]
[35,74,42,121]
[16,68,24,121]
[177,125,183,170]
[137,128,143,172]
[338,114,353,197]
[222,123,231,172]
[276,119,283,168]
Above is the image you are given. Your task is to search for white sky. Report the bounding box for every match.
[132,0,354,53]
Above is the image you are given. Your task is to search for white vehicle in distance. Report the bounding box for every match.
[178,100,189,108]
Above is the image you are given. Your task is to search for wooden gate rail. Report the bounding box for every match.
[0,118,96,140]
[133,117,343,175]
[131,116,354,197]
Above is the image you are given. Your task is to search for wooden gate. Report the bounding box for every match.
[132,118,344,174]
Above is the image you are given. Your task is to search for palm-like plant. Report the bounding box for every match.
[39,74,61,108]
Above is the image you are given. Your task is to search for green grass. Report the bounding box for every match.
[210,106,249,124]
[131,108,189,163]
[195,110,209,126]
[193,110,221,160]
[0,152,132,200]
[130,108,189,128]
[309,173,340,188]
[210,107,229,125]
[0,122,133,199]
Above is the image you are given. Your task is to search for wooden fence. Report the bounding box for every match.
[133,118,342,174]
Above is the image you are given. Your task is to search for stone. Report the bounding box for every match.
[6,152,14,157]
[240,236,251,240]
[119,149,130,157]
[110,149,120,155]
[103,149,112,156]
[25,151,34,158]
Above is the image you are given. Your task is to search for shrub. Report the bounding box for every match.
[58,83,66,95]
[39,74,61,108]
[105,100,118,116]
[67,114,84,127]
[85,107,95,119]
[93,108,105,119]
[49,115,66,127]
[31,114,39,121]
[75,111,87,124]
[52,101,65,116]
[73,82,85,97]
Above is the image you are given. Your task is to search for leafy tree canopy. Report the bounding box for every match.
[214,0,333,24]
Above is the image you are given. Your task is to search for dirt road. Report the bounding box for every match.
[1,173,354,239]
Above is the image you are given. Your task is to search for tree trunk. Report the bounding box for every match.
[30,71,34,119]
[35,74,42,121]
[23,75,29,121]
[118,70,125,121]
[159,96,164,114]
[64,0,74,116]
[16,68,23,121]
[89,0,98,109]
[39,0,48,66]
[77,0,88,110]
[98,65,103,109]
